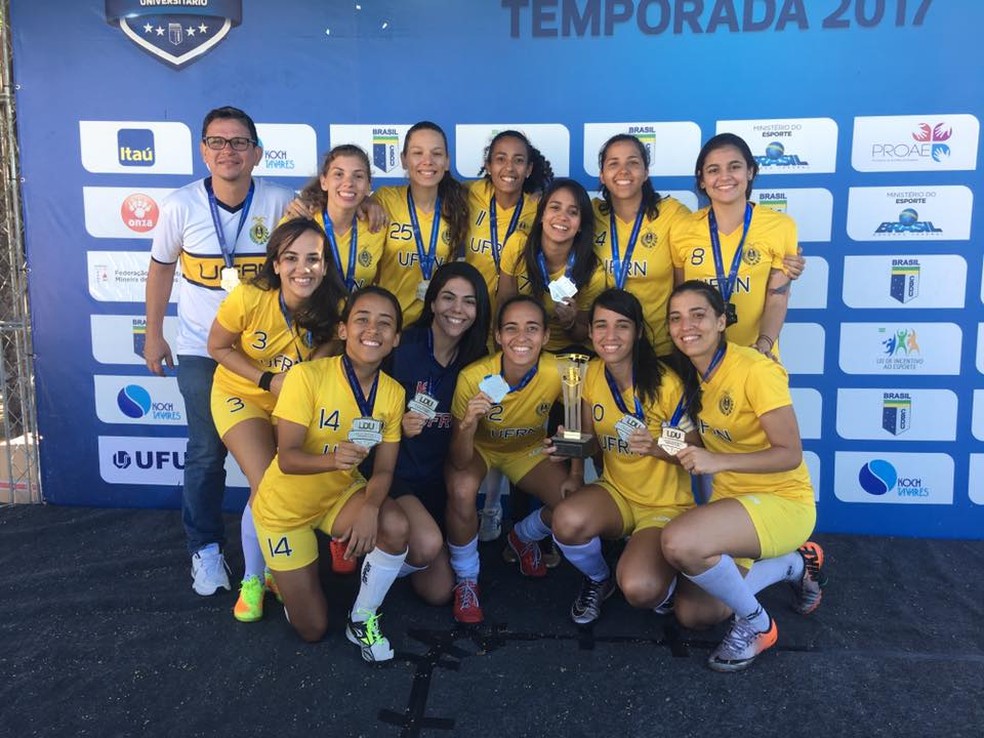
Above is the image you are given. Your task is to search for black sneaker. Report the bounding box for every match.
[570,576,615,625]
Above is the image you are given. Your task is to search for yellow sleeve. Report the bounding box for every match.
[776,213,799,269]
[381,376,405,443]
[667,216,691,269]
[576,264,608,311]
[272,363,318,427]
[744,357,793,418]
[500,232,528,277]
[215,284,250,334]
[452,362,481,420]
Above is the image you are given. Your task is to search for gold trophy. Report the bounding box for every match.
[551,353,594,458]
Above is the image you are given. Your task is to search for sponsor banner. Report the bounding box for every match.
[91,315,180,365]
[970,455,984,506]
[254,123,318,178]
[834,452,954,505]
[973,390,984,442]
[846,186,973,241]
[752,187,832,243]
[839,323,961,376]
[778,323,824,375]
[582,122,701,176]
[455,124,571,178]
[328,124,413,179]
[715,117,837,174]
[661,189,699,211]
[836,389,958,441]
[851,114,980,172]
[88,251,179,303]
[804,451,820,502]
[83,187,174,239]
[790,388,821,440]
[787,256,828,310]
[94,375,185,425]
[79,121,193,175]
[979,324,984,374]
[98,436,247,487]
[842,255,966,309]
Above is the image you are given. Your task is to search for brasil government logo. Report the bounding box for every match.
[105,0,242,68]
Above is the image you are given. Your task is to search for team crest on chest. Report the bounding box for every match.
[358,249,373,268]
[641,231,656,248]
[718,391,735,416]
[743,246,761,266]
[536,401,551,416]
[441,230,451,245]
[250,217,270,245]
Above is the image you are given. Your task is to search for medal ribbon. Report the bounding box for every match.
[604,368,644,421]
[342,354,379,417]
[489,194,524,268]
[536,249,576,291]
[278,292,312,363]
[707,202,753,305]
[609,207,645,289]
[406,189,443,281]
[204,179,255,269]
[500,355,538,394]
[323,208,358,291]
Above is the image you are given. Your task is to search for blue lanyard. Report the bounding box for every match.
[406,188,443,281]
[342,354,378,417]
[707,203,753,304]
[536,249,576,290]
[699,344,727,383]
[278,292,312,363]
[500,355,538,394]
[609,207,645,289]
[423,327,452,396]
[604,368,644,420]
[204,179,254,269]
[668,395,689,427]
[323,208,358,292]
[489,194,524,268]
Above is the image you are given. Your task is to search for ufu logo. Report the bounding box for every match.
[112,449,185,470]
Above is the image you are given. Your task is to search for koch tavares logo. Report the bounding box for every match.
[755,141,808,168]
[112,449,185,470]
[117,384,183,422]
[105,0,242,68]
[875,208,942,235]
[117,128,155,166]
[858,459,929,498]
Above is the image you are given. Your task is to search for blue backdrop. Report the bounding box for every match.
[11,0,984,538]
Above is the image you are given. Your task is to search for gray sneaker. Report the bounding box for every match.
[191,544,231,596]
[570,575,615,625]
[478,505,502,542]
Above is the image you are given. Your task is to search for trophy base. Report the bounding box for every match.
[551,432,594,459]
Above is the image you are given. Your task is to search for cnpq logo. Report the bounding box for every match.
[105,0,243,68]
[858,459,929,498]
[117,129,155,167]
[120,193,159,234]
[116,384,182,422]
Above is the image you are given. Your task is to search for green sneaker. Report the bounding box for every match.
[233,575,264,623]
[264,569,283,603]
[346,609,394,662]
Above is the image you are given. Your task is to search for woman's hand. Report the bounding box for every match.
[676,446,725,475]
[357,199,389,233]
[460,392,494,431]
[627,427,658,457]
[342,501,380,559]
[329,441,370,471]
[783,247,806,280]
[401,410,428,438]
[283,197,314,220]
[554,298,577,331]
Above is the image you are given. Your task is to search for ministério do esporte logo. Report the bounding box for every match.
[116,384,183,422]
[858,458,930,498]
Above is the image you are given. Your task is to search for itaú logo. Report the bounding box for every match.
[112,449,185,470]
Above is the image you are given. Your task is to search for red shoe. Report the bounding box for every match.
[330,538,358,575]
[452,579,484,624]
[506,530,546,578]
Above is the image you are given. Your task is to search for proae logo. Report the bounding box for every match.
[858,459,929,498]
[117,128,155,167]
[116,384,182,422]
[112,449,185,471]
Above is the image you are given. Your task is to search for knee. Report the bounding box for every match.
[445,478,477,511]
[672,598,721,631]
[617,570,666,610]
[378,506,410,550]
[660,524,696,571]
[292,612,328,643]
[413,528,444,565]
[550,502,588,544]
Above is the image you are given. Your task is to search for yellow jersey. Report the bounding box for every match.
[279,210,384,291]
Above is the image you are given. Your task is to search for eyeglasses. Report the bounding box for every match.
[202,136,255,151]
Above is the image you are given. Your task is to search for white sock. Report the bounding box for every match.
[513,508,551,543]
[240,505,265,579]
[351,547,408,620]
[398,561,427,579]
[743,552,805,595]
[685,554,771,631]
[653,576,677,611]
[448,535,480,581]
[481,469,504,511]
[553,536,610,582]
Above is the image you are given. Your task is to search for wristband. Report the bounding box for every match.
[755,334,775,351]
[257,371,275,391]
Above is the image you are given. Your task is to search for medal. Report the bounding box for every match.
[478,374,510,404]
[707,202,752,328]
[406,189,442,285]
[548,275,578,303]
[657,426,687,456]
[323,208,358,292]
[407,391,439,420]
[725,302,738,327]
[220,267,240,292]
[348,416,384,448]
[609,207,645,289]
[614,414,646,442]
[415,279,430,302]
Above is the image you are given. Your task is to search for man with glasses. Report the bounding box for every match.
[144,106,294,596]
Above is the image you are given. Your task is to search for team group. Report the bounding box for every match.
[143,105,822,673]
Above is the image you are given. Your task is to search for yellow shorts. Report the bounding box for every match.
[722,492,816,560]
[474,442,546,485]
[253,481,364,572]
[596,479,692,537]
[210,385,277,439]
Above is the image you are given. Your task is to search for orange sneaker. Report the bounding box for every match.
[452,579,484,624]
[506,530,546,578]
[791,541,827,615]
[707,614,778,673]
[330,538,358,575]
[263,569,282,603]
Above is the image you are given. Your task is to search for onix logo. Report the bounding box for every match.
[120,193,160,234]
[912,123,952,163]
[117,128,155,166]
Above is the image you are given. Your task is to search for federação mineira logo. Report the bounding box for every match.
[105,0,242,68]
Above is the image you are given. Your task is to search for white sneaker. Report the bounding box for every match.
[478,505,502,542]
[190,544,231,596]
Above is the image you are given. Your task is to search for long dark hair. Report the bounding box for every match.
[478,130,553,195]
[252,218,347,347]
[415,262,491,367]
[403,121,470,258]
[695,132,758,201]
[298,144,371,211]
[590,289,663,408]
[597,134,662,220]
[521,178,598,296]
[666,280,729,422]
